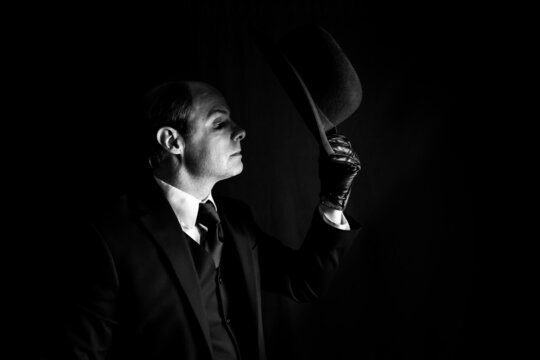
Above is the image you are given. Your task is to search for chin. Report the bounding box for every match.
[230,163,244,178]
[219,163,243,181]
[231,163,244,177]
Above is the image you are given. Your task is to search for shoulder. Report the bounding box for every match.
[86,193,134,229]
[88,171,164,231]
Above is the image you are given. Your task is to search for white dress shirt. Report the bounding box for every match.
[154,177,350,245]
[154,177,217,244]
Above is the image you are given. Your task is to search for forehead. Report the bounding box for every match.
[189,83,230,120]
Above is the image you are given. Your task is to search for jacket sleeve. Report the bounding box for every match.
[245,204,361,302]
[60,222,119,360]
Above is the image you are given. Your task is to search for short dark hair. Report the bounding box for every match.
[143,81,193,169]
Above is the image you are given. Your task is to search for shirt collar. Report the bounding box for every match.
[154,176,217,229]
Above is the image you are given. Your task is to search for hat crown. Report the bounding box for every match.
[278,25,362,128]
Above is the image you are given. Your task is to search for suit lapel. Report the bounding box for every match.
[132,175,213,356]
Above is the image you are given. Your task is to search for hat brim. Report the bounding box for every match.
[251,28,336,154]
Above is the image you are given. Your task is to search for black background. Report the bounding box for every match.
[11,1,500,359]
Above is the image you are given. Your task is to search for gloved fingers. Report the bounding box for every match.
[328,153,360,166]
[324,154,361,175]
[329,145,357,159]
[328,147,361,166]
[327,133,352,149]
[326,134,358,158]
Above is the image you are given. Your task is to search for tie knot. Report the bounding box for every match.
[197,201,220,228]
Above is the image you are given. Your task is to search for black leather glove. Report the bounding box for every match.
[319,133,361,211]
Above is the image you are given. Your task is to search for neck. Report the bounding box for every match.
[153,159,216,201]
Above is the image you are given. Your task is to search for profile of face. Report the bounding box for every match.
[182,82,246,183]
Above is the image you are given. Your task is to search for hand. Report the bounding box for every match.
[319,133,361,211]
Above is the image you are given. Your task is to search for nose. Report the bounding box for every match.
[232,124,246,142]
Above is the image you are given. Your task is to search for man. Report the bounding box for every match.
[59,80,361,360]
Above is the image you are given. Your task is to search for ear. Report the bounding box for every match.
[156,126,184,155]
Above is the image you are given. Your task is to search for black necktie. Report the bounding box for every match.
[197,201,224,268]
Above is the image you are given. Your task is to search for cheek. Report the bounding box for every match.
[184,141,207,171]
[185,140,223,173]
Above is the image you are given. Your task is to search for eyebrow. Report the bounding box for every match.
[207,107,230,119]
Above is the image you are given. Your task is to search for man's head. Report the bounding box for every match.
[144,81,246,186]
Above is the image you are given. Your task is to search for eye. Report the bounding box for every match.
[213,118,228,129]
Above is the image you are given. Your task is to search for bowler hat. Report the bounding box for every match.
[253,25,362,154]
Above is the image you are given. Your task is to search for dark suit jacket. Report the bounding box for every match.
[59,173,360,360]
